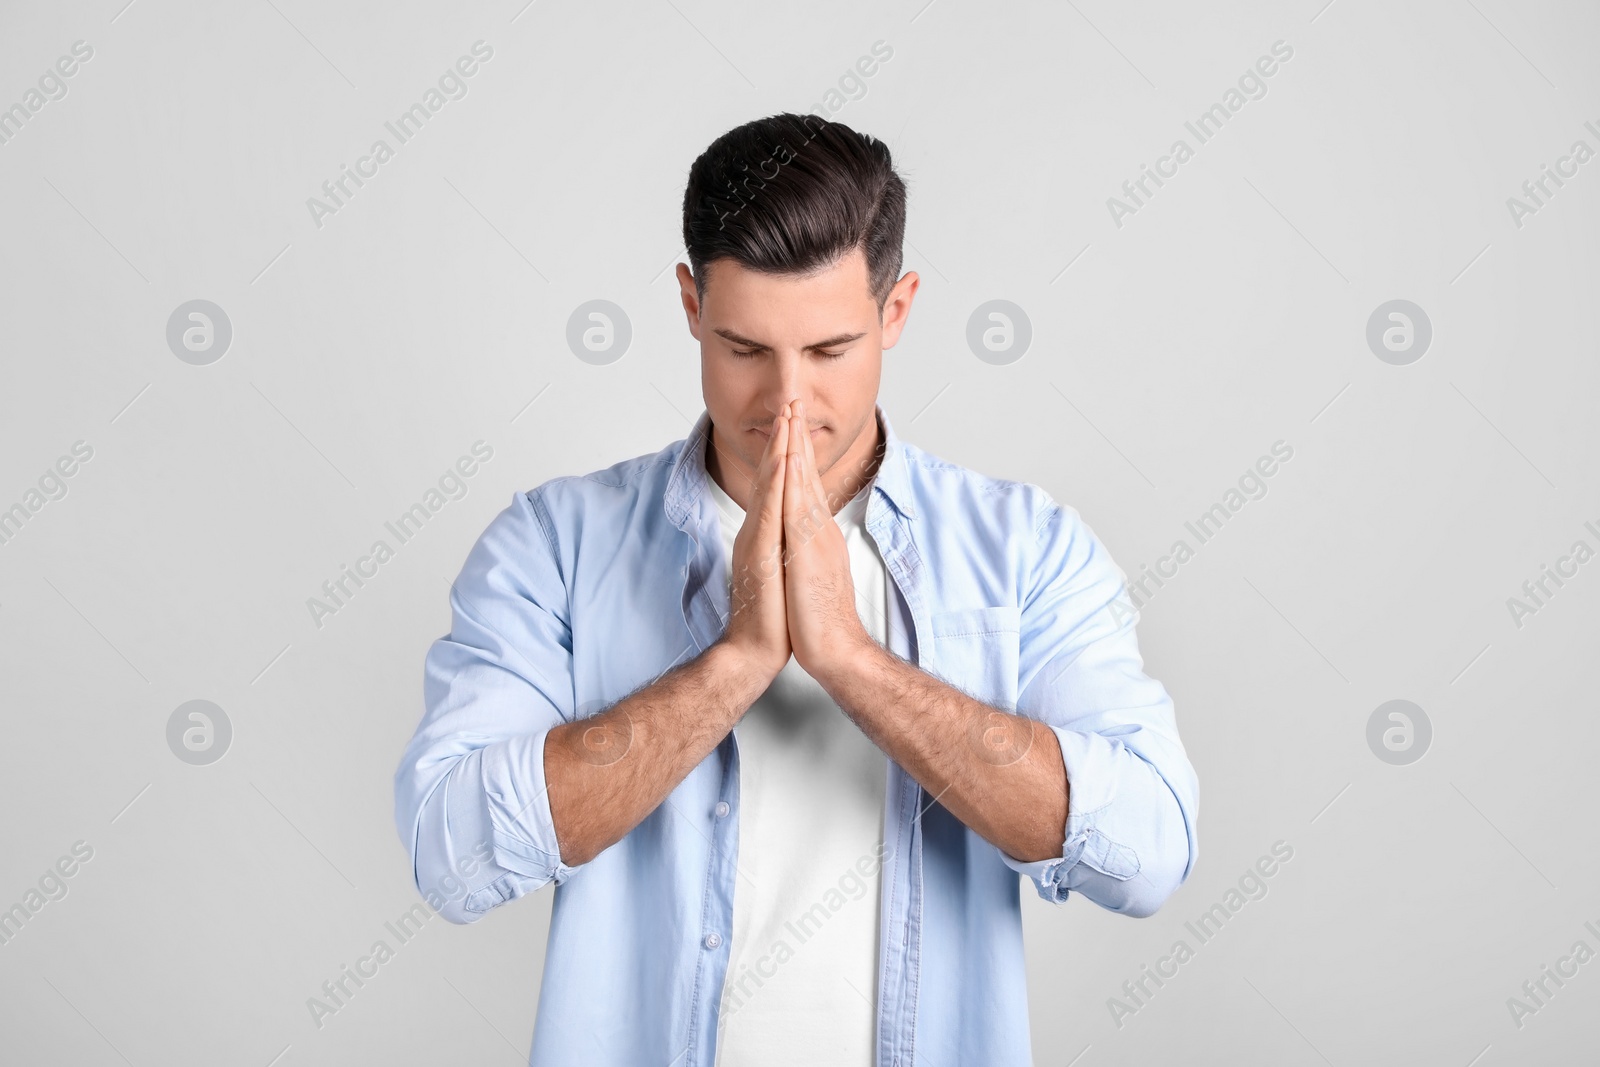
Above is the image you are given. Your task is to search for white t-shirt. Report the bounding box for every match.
[706,470,889,1066]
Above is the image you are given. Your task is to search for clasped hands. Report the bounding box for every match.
[721,399,879,688]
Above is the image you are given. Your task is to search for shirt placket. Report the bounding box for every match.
[866,495,931,1067]
[673,486,743,1067]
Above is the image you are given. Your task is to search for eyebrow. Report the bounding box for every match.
[711,328,867,353]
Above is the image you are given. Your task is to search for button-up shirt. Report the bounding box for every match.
[393,402,1200,1065]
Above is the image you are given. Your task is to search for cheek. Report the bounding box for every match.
[836,351,881,397]
[702,359,746,402]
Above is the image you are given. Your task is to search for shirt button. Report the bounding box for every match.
[703,932,723,949]
[714,801,730,818]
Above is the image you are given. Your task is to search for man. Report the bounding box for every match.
[394,112,1198,1065]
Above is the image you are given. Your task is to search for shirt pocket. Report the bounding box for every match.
[928,605,1022,712]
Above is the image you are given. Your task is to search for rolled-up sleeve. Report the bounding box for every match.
[393,487,584,925]
[998,496,1199,917]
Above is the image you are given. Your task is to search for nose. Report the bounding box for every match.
[762,351,806,420]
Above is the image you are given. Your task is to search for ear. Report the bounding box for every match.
[676,262,703,340]
[879,270,920,349]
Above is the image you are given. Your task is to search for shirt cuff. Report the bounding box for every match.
[1000,725,1142,904]
[478,725,583,887]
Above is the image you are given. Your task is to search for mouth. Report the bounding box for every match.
[752,426,824,439]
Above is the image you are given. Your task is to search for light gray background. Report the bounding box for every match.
[2,0,1596,1063]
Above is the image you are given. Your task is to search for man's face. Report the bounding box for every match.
[676,246,917,501]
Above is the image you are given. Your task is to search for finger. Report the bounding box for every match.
[783,410,801,500]
[765,403,791,479]
[746,408,779,496]
[791,405,819,514]
[744,416,786,584]
[760,413,788,522]
[754,412,780,479]
[786,404,806,469]
[797,400,824,504]
[785,411,824,545]
[784,411,806,527]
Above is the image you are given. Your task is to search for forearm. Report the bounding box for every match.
[818,641,1069,863]
[545,640,769,866]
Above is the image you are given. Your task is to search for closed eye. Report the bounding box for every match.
[731,349,846,359]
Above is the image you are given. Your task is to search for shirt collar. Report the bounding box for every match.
[663,401,917,529]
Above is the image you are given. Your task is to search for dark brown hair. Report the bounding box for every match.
[681,113,907,315]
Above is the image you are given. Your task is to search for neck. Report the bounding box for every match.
[826,409,884,514]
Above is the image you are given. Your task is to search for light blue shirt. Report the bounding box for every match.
[393,402,1200,1065]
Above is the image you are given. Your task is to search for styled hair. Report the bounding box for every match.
[681,113,907,314]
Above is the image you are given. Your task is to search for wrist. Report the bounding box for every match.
[811,632,881,694]
[704,639,780,706]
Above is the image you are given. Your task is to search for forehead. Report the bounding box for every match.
[701,247,876,324]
